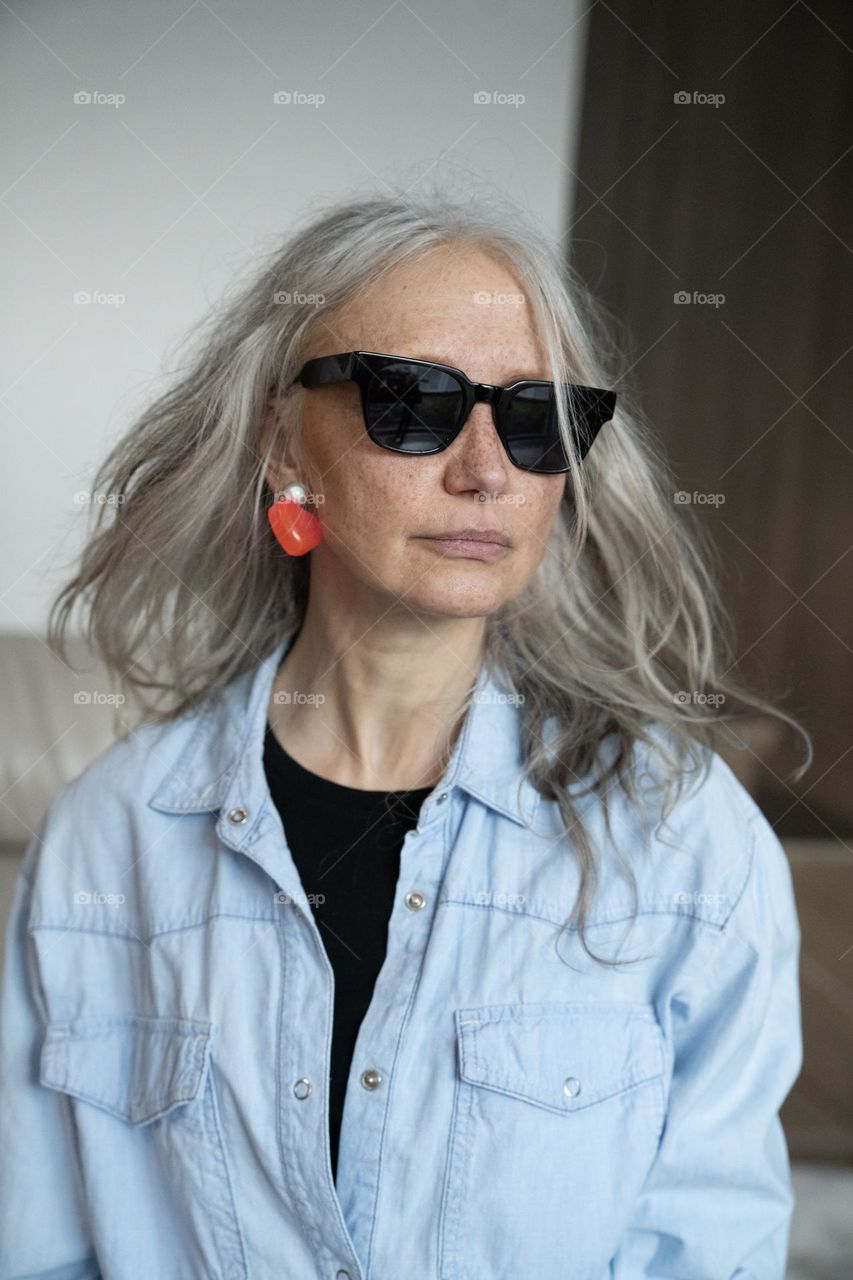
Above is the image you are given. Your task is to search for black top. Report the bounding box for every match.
[263,722,433,1185]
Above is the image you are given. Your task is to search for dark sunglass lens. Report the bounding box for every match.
[500,384,570,472]
[502,384,612,472]
[364,360,462,452]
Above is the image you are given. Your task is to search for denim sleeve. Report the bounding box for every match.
[0,833,101,1280]
[609,810,803,1280]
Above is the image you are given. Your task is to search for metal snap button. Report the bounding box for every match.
[227,806,249,824]
[563,1076,582,1098]
[405,890,426,910]
[293,1077,312,1100]
[360,1068,382,1090]
[435,791,449,804]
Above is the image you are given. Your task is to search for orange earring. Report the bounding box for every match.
[268,482,323,556]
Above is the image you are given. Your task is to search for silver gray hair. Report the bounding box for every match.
[48,187,811,965]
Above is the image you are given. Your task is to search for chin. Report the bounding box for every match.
[398,578,512,619]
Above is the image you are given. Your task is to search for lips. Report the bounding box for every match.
[424,528,512,547]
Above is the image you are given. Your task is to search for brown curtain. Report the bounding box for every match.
[571,0,853,837]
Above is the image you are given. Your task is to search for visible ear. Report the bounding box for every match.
[261,391,300,495]
[260,392,280,461]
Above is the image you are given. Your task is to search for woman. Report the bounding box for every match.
[0,192,808,1280]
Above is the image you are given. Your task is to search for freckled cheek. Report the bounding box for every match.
[515,494,563,566]
[320,471,412,556]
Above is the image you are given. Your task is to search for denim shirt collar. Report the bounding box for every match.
[148,633,541,830]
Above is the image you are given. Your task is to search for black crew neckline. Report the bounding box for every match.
[264,721,435,801]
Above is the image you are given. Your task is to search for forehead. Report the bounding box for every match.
[317,244,549,376]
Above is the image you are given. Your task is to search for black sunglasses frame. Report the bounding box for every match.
[286,350,617,475]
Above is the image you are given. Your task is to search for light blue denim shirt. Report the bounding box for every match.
[0,634,803,1280]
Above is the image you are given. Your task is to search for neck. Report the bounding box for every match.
[268,604,488,792]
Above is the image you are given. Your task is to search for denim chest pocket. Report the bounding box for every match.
[439,1001,667,1280]
[40,1015,248,1279]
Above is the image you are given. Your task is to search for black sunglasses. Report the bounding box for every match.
[286,350,617,475]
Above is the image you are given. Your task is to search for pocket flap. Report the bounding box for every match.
[40,1014,213,1126]
[455,1000,664,1114]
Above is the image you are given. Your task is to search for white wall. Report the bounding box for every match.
[1,0,589,630]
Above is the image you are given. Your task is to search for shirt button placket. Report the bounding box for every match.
[342,786,451,1270]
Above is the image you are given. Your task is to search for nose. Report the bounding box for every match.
[442,402,511,495]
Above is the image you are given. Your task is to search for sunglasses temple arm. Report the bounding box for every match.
[291,352,358,389]
[566,390,617,461]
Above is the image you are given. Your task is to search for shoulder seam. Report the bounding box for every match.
[718,811,759,933]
